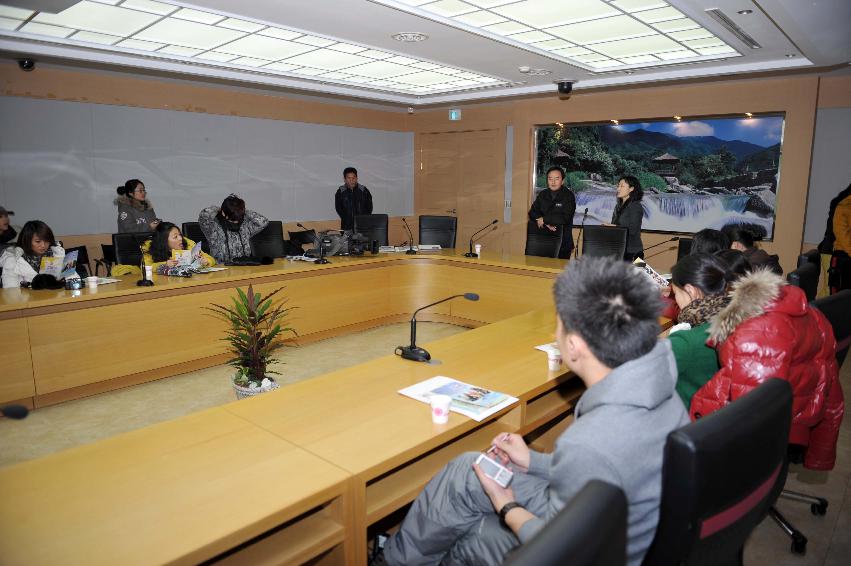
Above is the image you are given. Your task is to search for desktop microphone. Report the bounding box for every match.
[136,241,154,287]
[402,217,417,255]
[465,220,499,258]
[396,293,479,362]
[574,208,588,259]
[1,404,29,420]
[643,236,680,252]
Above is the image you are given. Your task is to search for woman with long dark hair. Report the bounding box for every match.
[1,220,64,288]
[608,175,644,261]
[115,179,159,233]
[722,225,782,275]
[141,222,214,272]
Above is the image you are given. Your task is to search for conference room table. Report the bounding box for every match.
[0,250,657,565]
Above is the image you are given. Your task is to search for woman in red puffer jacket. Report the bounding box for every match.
[690,269,844,470]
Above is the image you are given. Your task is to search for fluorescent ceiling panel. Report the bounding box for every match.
[328,42,367,54]
[135,19,244,50]
[0,17,20,31]
[256,27,301,40]
[196,51,237,62]
[216,35,315,59]
[493,0,618,28]
[454,10,506,26]
[593,34,681,57]
[34,1,160,36]
[395,70,458,85]
[483,21,531,35]
[426,0,478,17]
[121,0,176,16]
[510,30,552,44]
[548,15,655,44]
[656,50,693,60]
[0,6,33,19]
[218,18,265,33]
[158,44,204,56]
[232,56,271,67]
[633,6,683,24]
[72,30,121,45]
[171,7,223,24]
[653,18,699,33]
[20,21,73,37]
[284,50,371,71]
[611,0,667,10]
[346,60,416,78]
[294,34,336,47]
[118,38,165,50]
[262,61,301,71]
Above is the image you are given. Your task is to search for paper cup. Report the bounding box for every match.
[430,394,452,424]
[547,350,562,371]
[86,276,98,289]
[474,244,482,256]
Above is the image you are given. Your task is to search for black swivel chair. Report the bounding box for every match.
[797,248,820,269]
[677,237,694,260]
[63,246,91,278]
[288,229,318,252]
[786,262,819,301]
[643,379,792,566]
[250,221,285,259]
[504,480,627,566]
[354,214,389,247]
[582,225,627,259]
[181,222,210,255]
[95,244,116,276]
[112,232,153,266]
[525,222,562,258]
[767,289,851,553]
[419,215,457,249]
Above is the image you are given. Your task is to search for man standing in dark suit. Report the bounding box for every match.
[335,167,373,231]
[529,166,576,258]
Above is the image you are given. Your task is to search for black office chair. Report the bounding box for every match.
[677,238,694,260]
[63,246,91,278]
[797,249,820,269]
[181,221,210,254]
[419,215,457,249]
[112,232,153,266]
[766,289,851,553]
[525,222,562,258]
[288,229,318,251]
[582,225,627,259]
[95,243,116,276]
[504,480,627,566]
[786,262,819,301]
[250,221,285,258]
[355,214,389,247]
[643,379,792,566]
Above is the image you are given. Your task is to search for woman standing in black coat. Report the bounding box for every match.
[608,175,645,261]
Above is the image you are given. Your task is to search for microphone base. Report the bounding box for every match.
[315,258,331,264]
[464,252,479,258]
[136,279,154,287]
[398,345,431,362]
[405,249,417,255]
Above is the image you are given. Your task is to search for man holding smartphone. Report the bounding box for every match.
[382,257,689,566]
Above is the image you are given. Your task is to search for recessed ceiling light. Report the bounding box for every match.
[527,68,552,75]
[737,9,753,15]
[392,32,429,42]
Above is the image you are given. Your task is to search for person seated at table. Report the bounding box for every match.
[141,222,215,273]
[689,228,729,255]
[690,268,843,470]
[1,220,65,288]
[382,257,689,566]
[115,179,159,233]
[0,205,20,249]
[198,194,269,263]
[722,225,782,275]
[667,253,731,410]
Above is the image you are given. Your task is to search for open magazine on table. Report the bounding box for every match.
[40,250,79,279]
[398,376,518,422]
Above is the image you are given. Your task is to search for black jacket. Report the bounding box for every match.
[529,187,576,227]
[611,198,644,254]
[335,184,373,231]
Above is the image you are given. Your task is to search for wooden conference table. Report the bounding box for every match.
[0,251,605,565]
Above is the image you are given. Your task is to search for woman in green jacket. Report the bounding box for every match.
[668,252,741,409]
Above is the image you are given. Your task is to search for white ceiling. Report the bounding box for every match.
[0,0,849,106]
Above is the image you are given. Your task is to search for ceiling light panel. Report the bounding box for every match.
[377,0,740,70]
[0,0,508,96]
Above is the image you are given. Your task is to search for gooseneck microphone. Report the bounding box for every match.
[396,293,479,362]
[465,220,499,258]
[402,217,417,255]
[137,241,154,287]
[643,236,680,260]
[296,222,330,263]
[574,208,588,259]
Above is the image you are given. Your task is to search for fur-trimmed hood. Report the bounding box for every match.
[708,269,791,344]
[114,194,152,210]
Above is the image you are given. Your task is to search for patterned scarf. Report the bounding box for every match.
[677,293,730,327]
[23,247,55,273]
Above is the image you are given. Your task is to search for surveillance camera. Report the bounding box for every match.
[17,59,36,72]
[555,80,574,95]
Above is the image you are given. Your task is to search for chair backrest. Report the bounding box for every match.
[419,215,457,249]
[525,222,562,258]
[811,289,851,368]
[787,262,819,301]
[181,222,210,254]
[797,248,820,269]
[112,232,153,266]
[355,214,389,247]
[288,229,318,249]
[101,244,116,264]
[582,225,627,259]
[250,221,285,258]
[504,480,627,566]
[64,245,91,278]
[642,379,792,566]
[677,238,694,261]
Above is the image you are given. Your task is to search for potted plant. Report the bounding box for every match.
[205,284,296,399]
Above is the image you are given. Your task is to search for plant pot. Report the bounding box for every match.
[232,378,280,400]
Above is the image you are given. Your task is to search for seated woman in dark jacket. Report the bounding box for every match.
[607,175,644,261]
[722,225,782,275]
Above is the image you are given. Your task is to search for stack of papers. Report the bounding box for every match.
[398,376,518,422]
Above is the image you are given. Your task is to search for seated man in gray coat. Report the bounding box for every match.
[383,257,689,566]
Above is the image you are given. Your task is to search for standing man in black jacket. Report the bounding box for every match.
[335,167,373,231]
[528,166,576,258]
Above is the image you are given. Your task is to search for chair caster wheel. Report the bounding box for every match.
[811,500,828,516]
[791,534,807,555]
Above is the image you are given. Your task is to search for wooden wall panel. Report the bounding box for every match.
[0,318,35,402]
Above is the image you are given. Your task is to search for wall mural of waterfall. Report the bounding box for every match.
[534,114,784,238]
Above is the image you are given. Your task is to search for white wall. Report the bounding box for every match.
[804,107,851,244]
[0,97,413,235]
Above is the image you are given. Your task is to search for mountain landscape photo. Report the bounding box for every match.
[535,115,784,237]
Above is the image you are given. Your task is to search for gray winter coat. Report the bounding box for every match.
[115,195,157,233]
